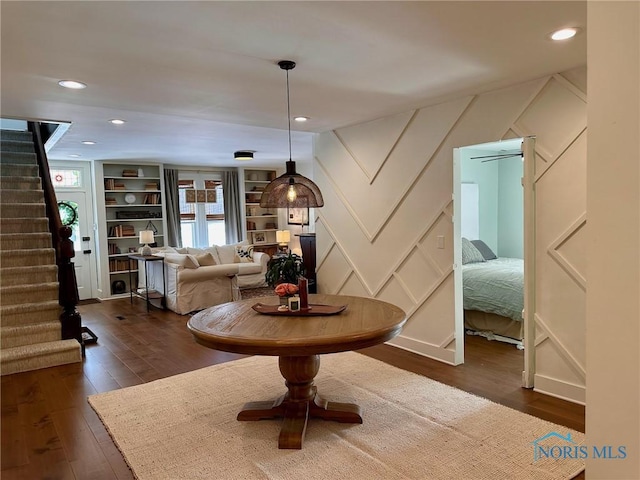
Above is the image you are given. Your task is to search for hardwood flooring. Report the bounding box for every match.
[1,298,585,479]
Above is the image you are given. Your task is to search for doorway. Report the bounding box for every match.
[50,161,97,300]
[453,138,535,386]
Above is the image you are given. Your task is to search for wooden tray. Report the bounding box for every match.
[252,303,347,316]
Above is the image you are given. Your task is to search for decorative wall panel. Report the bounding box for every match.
[314,69,587,403]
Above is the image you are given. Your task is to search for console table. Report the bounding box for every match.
[128,254,166,311]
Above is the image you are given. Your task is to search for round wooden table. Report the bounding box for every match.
[187,294,406,449]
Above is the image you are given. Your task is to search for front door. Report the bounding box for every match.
[50,161,96,301]
[56,191,95,300]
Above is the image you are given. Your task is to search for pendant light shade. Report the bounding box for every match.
[260,60,324,209]
[260,160,324,208]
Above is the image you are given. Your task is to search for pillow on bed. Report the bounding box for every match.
[461,238,485,264]
[471,240,498,261]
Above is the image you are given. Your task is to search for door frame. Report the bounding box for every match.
[49,160,98,300]
[452,137,535,387]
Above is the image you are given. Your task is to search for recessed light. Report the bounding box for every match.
[294,116,309,122]
[82,140,96,145]
[234,150,254,161]
[58,80,87,89]
[69,154,81,158]
[550,27,579,41]
[109,119,126,125]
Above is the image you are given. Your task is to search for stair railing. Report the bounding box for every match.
[27,121,84,354]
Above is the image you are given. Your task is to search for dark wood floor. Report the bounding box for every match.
[1,298,585,479]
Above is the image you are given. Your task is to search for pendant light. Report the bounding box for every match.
[260,60,324,209]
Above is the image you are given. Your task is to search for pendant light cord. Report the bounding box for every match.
[286,68,292,162]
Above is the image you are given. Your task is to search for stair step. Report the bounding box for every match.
[1,301,60,327]
[1,265,57,286]
[0,151,37,164]
[0,282,58,306]
[0,248,55,267]
[1,139,35,154]
[0,175,42,190]
[1,322,61,349]
[0,189,44,204]
[0,163,39,177]
[0,339,82,376]
[1,130,32,142]
[0,218,49,234]
[0,203,46,219]
[0,232,51,250]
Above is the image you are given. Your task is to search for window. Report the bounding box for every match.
[50,168,82,188]
[178,174,225,247]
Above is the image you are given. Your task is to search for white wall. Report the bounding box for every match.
[586,2,640,477]
[315,68,587,386]
[460,148,523,258]
[461,150,499,251]
[497,158,523,258]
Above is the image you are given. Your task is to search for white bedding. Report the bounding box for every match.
[462,257,524,322]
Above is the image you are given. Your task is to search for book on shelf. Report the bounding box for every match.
[108,242,121,255]
[144,182,159,190]
[104,178,115,190]
[143,193,161,204]
[109,258,132,272]
[105,197,117,205]
[122,169,138,177]
[108,224,136,237]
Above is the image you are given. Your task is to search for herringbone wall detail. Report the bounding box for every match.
[314,66,588,402]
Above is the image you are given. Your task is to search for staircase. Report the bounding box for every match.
[0,129,82,375]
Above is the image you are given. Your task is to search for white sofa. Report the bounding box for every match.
[139,242,269,314]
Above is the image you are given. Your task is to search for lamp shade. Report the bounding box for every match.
[276,230,291,244]
[139,230,154,244]
[260,161,324,208]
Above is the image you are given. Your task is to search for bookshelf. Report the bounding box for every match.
[243,169,279,256]
[96,162,166,298]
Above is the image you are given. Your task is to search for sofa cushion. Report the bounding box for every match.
[194,252,217,266]
[215,241,249,264]
[234,245,254,263]
[163,253,199,269]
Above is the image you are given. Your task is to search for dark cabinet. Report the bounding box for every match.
[297,233,317,293]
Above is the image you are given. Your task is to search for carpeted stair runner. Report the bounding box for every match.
[0,128,81,375]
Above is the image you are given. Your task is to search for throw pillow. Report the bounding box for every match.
[461,237,485,265]
[163,253,199,269]
[471,239,498,260]
[194,252,217,266]
[234,245,254,263]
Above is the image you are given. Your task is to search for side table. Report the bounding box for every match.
[128,254,166,311]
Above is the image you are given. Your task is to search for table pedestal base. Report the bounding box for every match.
[237,355,363,449]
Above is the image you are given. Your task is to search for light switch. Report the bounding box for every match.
[437,235,445,249]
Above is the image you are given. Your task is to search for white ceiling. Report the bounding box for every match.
[1,1,586,168]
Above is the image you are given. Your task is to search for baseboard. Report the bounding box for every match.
[534,374,586,405]
[388,334,457,365]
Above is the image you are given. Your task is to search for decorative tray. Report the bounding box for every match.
[251,303,347,316]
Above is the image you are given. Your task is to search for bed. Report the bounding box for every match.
[462,239,524,341]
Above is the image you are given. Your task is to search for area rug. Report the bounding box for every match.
[88,352,585,480]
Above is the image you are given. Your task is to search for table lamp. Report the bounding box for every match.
[276,230,291,254]
[139,230,154,255]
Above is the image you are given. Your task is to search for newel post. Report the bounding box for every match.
[58,226,84,355]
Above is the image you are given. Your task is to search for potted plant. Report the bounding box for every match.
[265,252,306,287]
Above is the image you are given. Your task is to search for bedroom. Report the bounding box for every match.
[455,138,526,361]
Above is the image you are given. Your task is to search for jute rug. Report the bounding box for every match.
[88,352,585,480]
